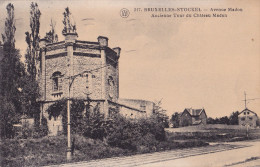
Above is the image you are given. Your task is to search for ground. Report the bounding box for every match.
[47,139,260,167]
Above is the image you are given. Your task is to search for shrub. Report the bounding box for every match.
[14,117,49,139]
[105,114,166,151]
[82,104,106,140]
[46,98,85,134]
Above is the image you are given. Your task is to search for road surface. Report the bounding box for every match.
[49,140,260,167]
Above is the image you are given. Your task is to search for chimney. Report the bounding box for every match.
[39,38,49,48]
[64,33,78,43]
[98,36,108,47]
[113,47,121,58]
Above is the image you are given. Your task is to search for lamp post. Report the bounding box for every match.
[66,65,108,161]
[67,77,72,161]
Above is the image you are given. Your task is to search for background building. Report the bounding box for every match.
[238,108,258,127]
[179,108,207,127]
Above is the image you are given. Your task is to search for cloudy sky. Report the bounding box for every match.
[0,0,259,118]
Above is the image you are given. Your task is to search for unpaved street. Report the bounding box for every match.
[50,140,260,167]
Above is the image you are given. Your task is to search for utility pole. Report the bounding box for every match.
[241,91,260,139]
[242,91,260,109]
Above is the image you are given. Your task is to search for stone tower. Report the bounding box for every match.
[38,32,121,134]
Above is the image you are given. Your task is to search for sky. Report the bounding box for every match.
[0,0,259,118]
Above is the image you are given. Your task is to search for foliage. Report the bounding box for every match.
[45,19,58,43]
[82,102,106,140]
[105,113,167,151]
[46,98,85,134]
[152,100,169,128]
[20,75,40,117]
[25,2,41,79]
[0,3,25,139]
[0,134,209,166]
[14,116,48,139]
[170,112,180,128]
[0,96,19,138]
[229,111,240,125]
[24,2,41,127]
[1,3,16,47]
[207,112,240,125]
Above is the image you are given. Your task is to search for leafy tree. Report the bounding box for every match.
[153,99,169,128]
[1,4,16,48]
[46,98,85,134]
[219,116,230,125]
[45,19,58,43]
[0,3,25,138]
[0,96,19,138]
[25,2,41,80]
[24,2,41,124]
[207,117,215,124]
[170,112,180,128]
[229,111,239,125]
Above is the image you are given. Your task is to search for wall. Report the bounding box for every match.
[199,110,207,125]
[179,110,192,127]
[118,98,154,116]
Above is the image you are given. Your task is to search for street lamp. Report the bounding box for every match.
[66,65,108,161]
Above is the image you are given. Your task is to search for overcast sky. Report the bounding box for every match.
[0,0,259,118]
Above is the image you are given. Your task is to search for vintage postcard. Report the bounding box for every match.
[0,0,259,166]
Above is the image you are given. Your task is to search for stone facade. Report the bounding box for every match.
[38,33,153,135]
[238,108,258,127]
[118,98,155,117]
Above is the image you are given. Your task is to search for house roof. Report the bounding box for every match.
[181,108,205,117]
[239,108,257,116]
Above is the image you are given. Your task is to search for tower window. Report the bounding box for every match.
[140,104,146,111]
[86,74,93,93]
[52,71,63,92]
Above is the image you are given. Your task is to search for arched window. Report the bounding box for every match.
[52,71,63,92]
[108,76,114,99]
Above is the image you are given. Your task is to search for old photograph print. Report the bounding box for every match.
[0,0,259,166]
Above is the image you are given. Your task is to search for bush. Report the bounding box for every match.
[46,98,85,135]
[105,114,166,151]
[82,104,106,140]
[14,117,48,139]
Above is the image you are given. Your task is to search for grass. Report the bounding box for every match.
[166,128,260,142]
[0,134,207,167]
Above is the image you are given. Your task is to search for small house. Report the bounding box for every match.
[238,108,258,127]
[179,108,207,127]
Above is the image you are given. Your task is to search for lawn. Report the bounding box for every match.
[0,134,208,167]
[166,126,260,142]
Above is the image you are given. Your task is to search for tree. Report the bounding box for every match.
[24,2,41,124]
[219,116,230,125]
[153,99,169,128]
[45,19,58,43]
[229,111,239,125]
[207,117,215,124]
[25,2,41,80]
[170,112,180,128]
[0,96,18,138]
[1,4,16,48]
[0,3,25,138]
[0,3,25,110]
